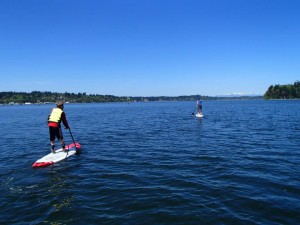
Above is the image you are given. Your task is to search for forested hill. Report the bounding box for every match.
[264,81,300,99]
[0,91,262,104]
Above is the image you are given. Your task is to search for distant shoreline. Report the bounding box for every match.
[3,98,300,107]
[0,91,265,105]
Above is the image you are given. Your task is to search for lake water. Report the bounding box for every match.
[0,100,300,225]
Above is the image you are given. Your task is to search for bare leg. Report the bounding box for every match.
[51,141,55,153]
[60,139,66,151]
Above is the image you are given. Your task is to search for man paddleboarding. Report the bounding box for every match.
[47,101,69,153]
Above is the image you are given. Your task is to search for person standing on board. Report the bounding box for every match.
[48,101,69,153]
[196,99,203,114]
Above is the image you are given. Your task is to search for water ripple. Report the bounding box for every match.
[1,101,300,224]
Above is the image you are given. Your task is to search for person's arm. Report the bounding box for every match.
[61,112,69,129]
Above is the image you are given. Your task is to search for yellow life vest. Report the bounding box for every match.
[48,108,63,123]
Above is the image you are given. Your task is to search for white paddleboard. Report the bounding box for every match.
[195,112,204,118]
[32,142,81,168]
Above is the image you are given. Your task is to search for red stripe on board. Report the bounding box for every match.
[67,142,81,150]
[32,161,54,168]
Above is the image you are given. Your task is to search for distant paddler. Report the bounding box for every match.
[196,99,203,114]
[192,99,203,118]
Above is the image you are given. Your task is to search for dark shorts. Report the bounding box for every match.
[49,126,63,141]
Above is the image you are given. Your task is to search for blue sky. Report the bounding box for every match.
[0,0,299,96]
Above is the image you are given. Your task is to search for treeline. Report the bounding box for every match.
[0,91,262,104]
[0,91,127,104]
[264,81,300,99]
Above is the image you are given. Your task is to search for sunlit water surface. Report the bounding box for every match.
[0,100,300,224]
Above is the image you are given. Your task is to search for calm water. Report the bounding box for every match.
[0,100,300,225]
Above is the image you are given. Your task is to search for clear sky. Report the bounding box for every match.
[0,0,299,97]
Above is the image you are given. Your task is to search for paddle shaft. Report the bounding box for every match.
[69,128,77,149]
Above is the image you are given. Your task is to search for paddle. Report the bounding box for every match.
[192,107,197,115]
[68,128,79,154]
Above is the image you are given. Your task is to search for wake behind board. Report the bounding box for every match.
[32,142,81,168]
[195,112,204,118]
